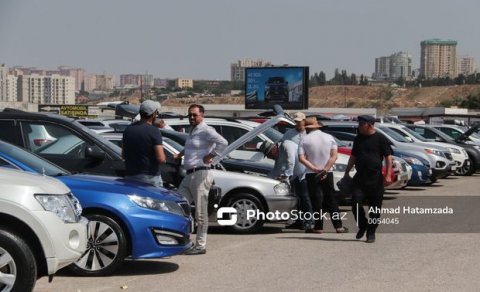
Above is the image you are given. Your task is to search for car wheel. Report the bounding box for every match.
[0,229,37,292]
[70,214,127,276]
[227,193,265,234]
[455,159,474,176]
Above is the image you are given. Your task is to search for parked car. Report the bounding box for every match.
[431,124,480,145]
[406,125,480,175]
[0,140,193,276]
[377,124,469,175]
[0,168,87,291]
[322,122,454,182]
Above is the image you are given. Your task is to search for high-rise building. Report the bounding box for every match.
[231,58,273,82]
[58,66,86,92]
[374,52,412,80]
[120,74,154,88]
[95,74,116,90]
[84,74,97,92]
[457,56,476,76]
[0,64,18,102]
[420,39,457,79]
[17,74,75,104]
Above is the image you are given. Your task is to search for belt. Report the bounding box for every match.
[186,166,210,175]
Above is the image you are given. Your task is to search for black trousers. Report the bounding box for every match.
[351,178,384,233]
[305,172,343,230]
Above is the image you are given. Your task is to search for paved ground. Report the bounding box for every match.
[35,174,480,292]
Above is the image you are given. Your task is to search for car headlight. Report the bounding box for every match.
[273,182,290,196]
[424,148,444,157]
[402,157,423,165]
[128,195,185,216]
[35,194,79,223]
[449,148,461,154]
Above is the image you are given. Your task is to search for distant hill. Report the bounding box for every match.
[129,85,480,113]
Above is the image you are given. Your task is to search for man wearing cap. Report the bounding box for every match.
[298,117,348,233]
[123,99,166,187]
[174,104,228,255]
[282,112,306,144]
[343,115,392,243]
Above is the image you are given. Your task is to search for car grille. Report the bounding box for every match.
[178,202,191,217]
[444,152,453,160]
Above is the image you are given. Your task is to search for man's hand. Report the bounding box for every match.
[384,174,393,185]
[203,153,215,164]
[173,153,183,161]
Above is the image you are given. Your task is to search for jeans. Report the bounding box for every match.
[305,172,344,230]
[177,169,213,249]
[291,177,313,228]
[125,173,163,188]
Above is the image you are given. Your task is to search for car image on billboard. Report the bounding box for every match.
[245,66,308,110]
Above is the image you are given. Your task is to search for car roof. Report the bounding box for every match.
[0,108,76,123]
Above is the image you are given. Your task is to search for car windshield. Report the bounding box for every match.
[0,142,70,176]
[378,127,411,143]
[401,126,429,142]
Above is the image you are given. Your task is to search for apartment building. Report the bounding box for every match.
[457,56,476,76]
[420,39,457,79]
[17,74,74,104]
[95,74,116,90]
[1,64,18,101]
[374,52,412,80]
[230,58,273,82]
[175,78,193,89]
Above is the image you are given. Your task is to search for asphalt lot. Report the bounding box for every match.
[35,174,480,292]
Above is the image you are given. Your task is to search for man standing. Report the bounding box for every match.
[175,104,228,255]
[343,115,392,243]
[123,100,165,187]
[298,117,348,233]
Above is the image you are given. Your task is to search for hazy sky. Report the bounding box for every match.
[1,0,479,80]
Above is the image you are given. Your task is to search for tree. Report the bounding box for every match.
[318,71,326,85]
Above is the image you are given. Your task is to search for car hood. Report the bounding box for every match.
[0,168,71,195]
[456,125,480,142]
[212,105,295,164]
[58,174,186,202]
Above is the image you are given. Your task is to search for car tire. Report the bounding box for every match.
[227,193,265,234]
[69,214,127,276]
[455,159,475,176]
[0,229,37,292]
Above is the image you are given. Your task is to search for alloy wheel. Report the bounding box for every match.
[0,247,16,292]
[232,199,259,230]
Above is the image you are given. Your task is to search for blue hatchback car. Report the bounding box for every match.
[394,150,432,186]
[0,140,192,276]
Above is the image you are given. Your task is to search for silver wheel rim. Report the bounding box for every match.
[232,199,259,230]
[455,162,470,175]
[75,220,119,272]
[0,247,16,292]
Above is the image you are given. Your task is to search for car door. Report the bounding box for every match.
[0,120,22,146]
[19,121,110,175]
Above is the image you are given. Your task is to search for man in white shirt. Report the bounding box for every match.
[298,117,348,234]
[174,104,228,255]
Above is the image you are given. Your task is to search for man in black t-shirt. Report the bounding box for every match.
[343,115,392,243]
[123,100,166,187]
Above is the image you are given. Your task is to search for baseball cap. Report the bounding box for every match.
[292,112,306,122]
[139,100,161,116]
[357,115,376,124]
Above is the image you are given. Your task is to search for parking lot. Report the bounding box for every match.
[34,174,480,292]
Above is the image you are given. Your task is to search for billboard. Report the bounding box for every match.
[245,66,309,109]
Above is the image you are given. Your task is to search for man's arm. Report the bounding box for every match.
[384,154,393,184]
[204,127,228,163]
[154,145,166,164]
[299,154,321,173]
[344,155,356,177]
[323,148,338,172]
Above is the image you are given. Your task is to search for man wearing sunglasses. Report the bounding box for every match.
[175,104,228,255]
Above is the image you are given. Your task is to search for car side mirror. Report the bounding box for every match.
[85,145,106,160]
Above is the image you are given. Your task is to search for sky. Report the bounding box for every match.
[1,0,479,80]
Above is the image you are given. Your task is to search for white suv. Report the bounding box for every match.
[0,168,87,292]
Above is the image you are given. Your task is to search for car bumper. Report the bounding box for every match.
[264,195,297,218]
[385,172,409,189]
[407,165,432,186]
[432,165,452,180]
[37,215,88,275]
[127,210,193,259]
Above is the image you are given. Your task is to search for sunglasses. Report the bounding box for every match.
[187,113,199,117]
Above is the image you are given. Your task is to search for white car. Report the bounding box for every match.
[380,123,469,174]
[0,168,87,292]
